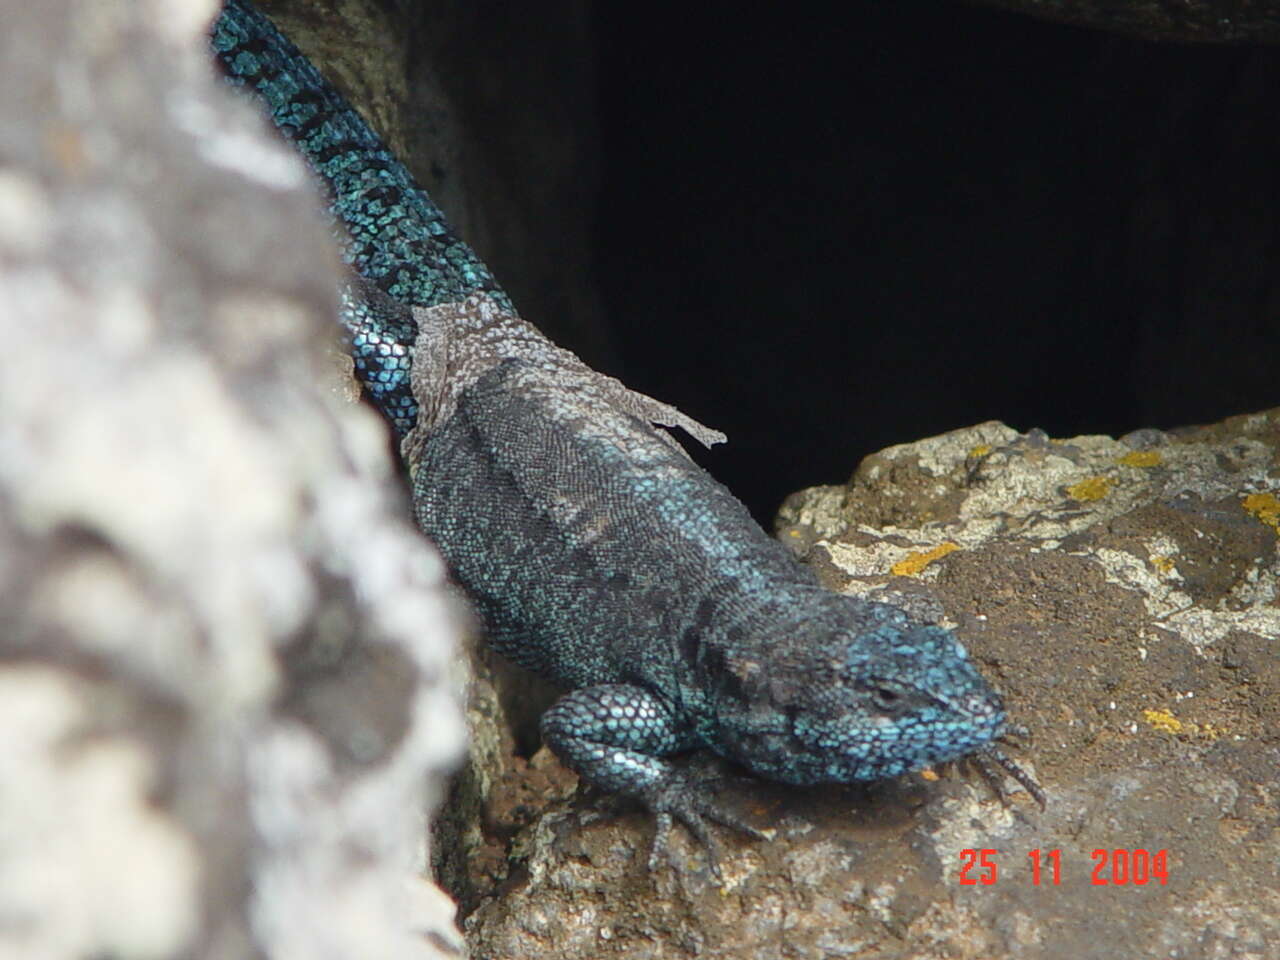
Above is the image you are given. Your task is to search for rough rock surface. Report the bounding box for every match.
[962,0,1280,43]
[464,412,1280,960]
[0,0,466,957]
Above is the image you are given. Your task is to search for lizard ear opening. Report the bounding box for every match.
[724,652,762,683]
[726,652,765,696]
[716,650,775,706]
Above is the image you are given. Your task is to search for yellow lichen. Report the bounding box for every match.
[967,443,993,459]
[1242,492,1280,535]
[1142,709,1224,740]
[1067,476,1111,501]
[1151,555,1176,575]
[1142,709,1182,735]
[890,542,960,577]
[1118,451,1162,468]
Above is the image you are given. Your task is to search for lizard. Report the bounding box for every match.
[212,0,1042,875]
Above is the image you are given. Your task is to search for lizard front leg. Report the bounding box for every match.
[540,684,763,877]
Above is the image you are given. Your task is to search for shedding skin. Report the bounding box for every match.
[213,0,1042,879]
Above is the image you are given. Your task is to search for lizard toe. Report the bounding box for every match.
[642,768,763,880]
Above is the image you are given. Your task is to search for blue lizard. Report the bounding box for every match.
[213,0,1040,876]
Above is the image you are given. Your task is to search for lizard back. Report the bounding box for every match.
[412,357,811,696]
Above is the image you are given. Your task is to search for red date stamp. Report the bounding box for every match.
[957,848,1169,886]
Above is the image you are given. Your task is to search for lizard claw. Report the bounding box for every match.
[642,768,766,880]
[960,736,1046,809]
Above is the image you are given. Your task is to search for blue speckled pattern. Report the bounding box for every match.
[211,3,1040,878]
[212,0,511,435]
[411,355,1036,874]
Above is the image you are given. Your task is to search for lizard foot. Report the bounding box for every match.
[960,726,1046,808]
[540,683,767,880]
[641,765,767,880]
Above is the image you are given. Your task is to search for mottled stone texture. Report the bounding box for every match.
[966,0,1280,42]
[0,0,465,956]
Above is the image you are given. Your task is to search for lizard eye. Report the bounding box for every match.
[871,686,905,713]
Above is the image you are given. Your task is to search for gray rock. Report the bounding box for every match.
[0,0,465,956]
[962,0,1280,44]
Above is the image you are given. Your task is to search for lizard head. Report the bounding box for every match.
[706,599,1007,786]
